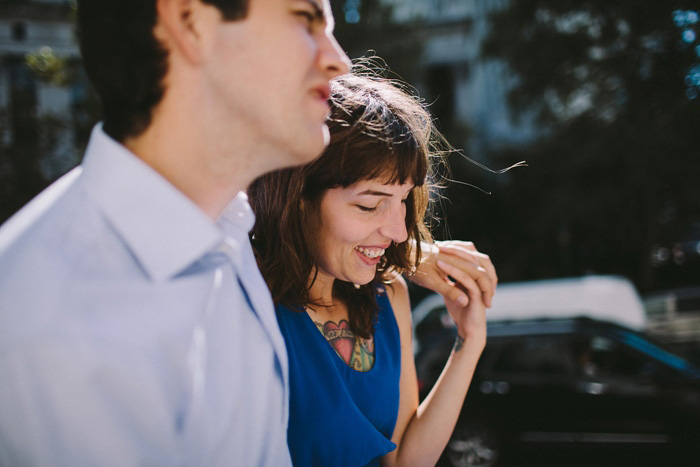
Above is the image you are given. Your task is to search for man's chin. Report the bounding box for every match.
[291,127,329,166]
[321,124,330,147]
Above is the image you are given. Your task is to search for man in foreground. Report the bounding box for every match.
[0,0,349,464]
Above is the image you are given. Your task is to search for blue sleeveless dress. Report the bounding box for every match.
[276,288,402,466]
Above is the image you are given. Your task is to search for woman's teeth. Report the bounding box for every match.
[356,247,385,259]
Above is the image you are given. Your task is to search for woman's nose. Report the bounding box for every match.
[380,207,408,244]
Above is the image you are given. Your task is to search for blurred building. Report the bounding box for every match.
[348,0,538,160]
[2,0,535,176]
[0,0,89,182]
[645,287,700,364]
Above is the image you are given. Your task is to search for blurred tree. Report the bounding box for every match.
[0,0,100,224]
[673,9,700,99]
[474,0,700,291]
[25,46,69,86]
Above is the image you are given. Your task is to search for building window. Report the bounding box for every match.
[7,58,38,146]
[12,22,27,42]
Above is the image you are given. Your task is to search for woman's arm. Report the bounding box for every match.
[383,269,487,467]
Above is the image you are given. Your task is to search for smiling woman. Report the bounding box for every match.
[250,72,434,337]
[249,70,489,466]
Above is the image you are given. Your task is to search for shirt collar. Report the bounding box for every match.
[217,191,256,238]
[81,124,224,281]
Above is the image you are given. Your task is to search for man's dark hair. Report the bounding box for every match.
[77,0,248,142]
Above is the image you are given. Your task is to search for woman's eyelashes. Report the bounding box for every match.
[356,199,409,213]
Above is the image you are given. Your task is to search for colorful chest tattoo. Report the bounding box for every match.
[313,319,375,372]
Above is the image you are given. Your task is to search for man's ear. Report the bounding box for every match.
[154,0,220,64]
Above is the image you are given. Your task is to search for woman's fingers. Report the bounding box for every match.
[422,267,469,307]
[410,240,498,307]
[436,260,485,308]
[436,244,495,307]
[438,242,498,289]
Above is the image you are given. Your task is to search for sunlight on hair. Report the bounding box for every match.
[447,156,528,195]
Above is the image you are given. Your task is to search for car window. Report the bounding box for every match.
[578,336,659,381]
[491,336,575,377]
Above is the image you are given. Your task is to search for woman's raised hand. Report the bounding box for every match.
[409,240,498,308]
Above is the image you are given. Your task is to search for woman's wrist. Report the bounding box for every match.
[453,331,486,353]
[454,334,466,352]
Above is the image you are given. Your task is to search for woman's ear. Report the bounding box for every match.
[154,0,220,65]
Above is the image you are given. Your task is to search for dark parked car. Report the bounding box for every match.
[414,309,700,466]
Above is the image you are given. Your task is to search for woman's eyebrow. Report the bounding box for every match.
[357,189,392,197]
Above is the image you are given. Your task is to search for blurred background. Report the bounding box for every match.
[6,0,698,348]
[3,1,698,289]
[330,0,700,291]
[2,0,700,356]
[2,1,700,464]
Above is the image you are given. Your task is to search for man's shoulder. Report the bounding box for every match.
[0,168,84,257]
[0,168,111,341]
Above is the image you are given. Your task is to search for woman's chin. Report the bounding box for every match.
[352,274,376,287]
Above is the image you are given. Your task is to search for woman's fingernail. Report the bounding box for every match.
[458,295,468,307]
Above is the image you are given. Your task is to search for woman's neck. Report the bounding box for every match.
[307,269,336,306]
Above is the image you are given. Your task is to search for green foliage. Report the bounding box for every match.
[25,47,69,86]
[483,0,697,125]
[479,0,700,290]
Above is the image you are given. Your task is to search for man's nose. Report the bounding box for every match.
[319,31,351,79]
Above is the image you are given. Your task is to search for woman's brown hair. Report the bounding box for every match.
[249,71,446,338]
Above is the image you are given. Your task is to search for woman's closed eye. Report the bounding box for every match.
[356,195,409,212]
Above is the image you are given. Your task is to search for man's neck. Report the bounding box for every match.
[122,108,255,221]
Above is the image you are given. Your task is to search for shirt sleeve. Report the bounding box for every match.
[0,338,180,467]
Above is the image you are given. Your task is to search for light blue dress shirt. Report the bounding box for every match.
[0,125,291,466]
